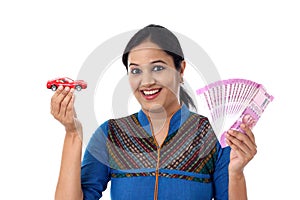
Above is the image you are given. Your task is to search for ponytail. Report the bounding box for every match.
[180,85,197,111]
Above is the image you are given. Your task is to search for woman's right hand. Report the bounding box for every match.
[50,86,82,136]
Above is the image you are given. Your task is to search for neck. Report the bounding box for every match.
[143,103,181,121]
[144,105,181,138]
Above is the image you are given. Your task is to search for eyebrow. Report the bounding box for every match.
[128,60,167,67]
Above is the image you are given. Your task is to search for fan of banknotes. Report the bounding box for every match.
[196,78,274,148]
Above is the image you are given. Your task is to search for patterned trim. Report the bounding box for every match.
[107,112,218,181]
[111,172,212,183]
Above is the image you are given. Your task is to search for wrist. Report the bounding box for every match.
[65,123,82,138]
[65,129,83,142]
[229,170,245,180]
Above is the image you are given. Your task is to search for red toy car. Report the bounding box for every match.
[46,77,87,91]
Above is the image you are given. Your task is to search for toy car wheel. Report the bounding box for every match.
[75,85,82,91]
[51,85,57,91]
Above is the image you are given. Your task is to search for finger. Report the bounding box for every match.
[240,123,256,144]
[65,89,75,117]
[227,140,249,166]
[226,136,257,168]
[227,130,257,158]
[51,86,64,115]
[52,85,64,97]
[228,129,257,150]
[65,94,81,133]
[226,131,252,155]
[58,87,74,117]
[225,137,247,161]
[54,86,72,115]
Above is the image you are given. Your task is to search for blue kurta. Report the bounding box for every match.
[81,105,231,199]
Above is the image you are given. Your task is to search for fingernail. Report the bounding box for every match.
[65,87,70,91]
[70,88,75,93]
[240,124,245,128]
[58,86,63,90]
[228,130,233,134]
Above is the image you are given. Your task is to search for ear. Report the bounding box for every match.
[180,60,186,77]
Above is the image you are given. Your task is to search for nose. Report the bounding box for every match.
[141,71,155,87]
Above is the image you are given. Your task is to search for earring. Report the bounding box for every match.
[180,77,184,84]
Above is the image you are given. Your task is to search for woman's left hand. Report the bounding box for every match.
[226,124,257,175]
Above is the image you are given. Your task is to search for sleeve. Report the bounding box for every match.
[81,120,111,199]
[212,143,231,200]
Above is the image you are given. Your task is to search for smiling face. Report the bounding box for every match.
[128,41,185,116]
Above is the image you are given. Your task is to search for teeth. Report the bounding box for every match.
[143,89,159,96]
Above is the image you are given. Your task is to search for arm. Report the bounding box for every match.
[228,172,247,200]
[81,123,111,199]
[55,131,83,200]
[226,124,257,200]
[51,86,83,200]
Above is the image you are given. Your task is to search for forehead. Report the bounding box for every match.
[128,41,172,65]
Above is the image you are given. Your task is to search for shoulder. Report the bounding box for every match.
[186,111,213,130]
[97,113,139,135]
[86,113,138,149]
[189,110,209,121]
[107,113,139,127]
[187,111,225,152]
[179,110,217,144]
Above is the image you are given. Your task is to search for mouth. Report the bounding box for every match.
[140,88,162,100]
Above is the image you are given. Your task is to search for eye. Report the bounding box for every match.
[130,68,142,74]
[152,65,165,72]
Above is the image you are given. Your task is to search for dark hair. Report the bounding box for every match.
[122,24,196,111]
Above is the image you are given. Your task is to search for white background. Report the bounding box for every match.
[1,0,299,199]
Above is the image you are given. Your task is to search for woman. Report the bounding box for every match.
[52,24,257,200]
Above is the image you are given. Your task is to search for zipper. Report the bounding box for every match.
[147,108,179,200]
[150,122,169,200]
[154,147,160,200]
[150,121,160,200]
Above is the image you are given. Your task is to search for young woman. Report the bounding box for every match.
[52,24,257,200]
